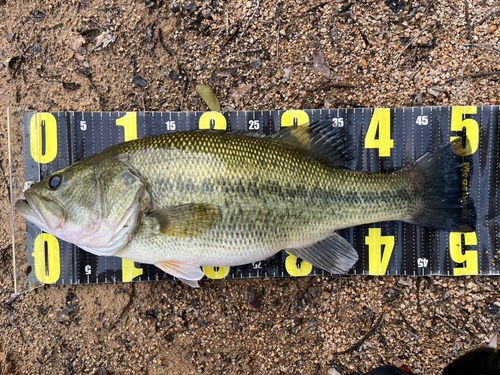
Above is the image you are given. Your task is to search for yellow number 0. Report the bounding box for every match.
[32,233,60,284]
[30,113,58,164]
[285,251,313,277]
[199,112,227,130]
[281,110,309,127]
[115,112,143,281]
[203,266,230,279]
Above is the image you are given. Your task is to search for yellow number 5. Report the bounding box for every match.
[449,232,478,275]
[450,106,478,156]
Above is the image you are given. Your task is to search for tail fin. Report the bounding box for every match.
[405,137,476,232]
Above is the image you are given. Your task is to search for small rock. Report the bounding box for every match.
[283,65,293,82]
[5,293,19,305]
[253,57,262,69]
[397,277,412,287]
[411,93,423,105]
[244,285,262,309]
[385,0,405,14]
[94,31,115,51]
[30,45,42,57]
[485,301,500,316]
[328,367,342,375]
[133,76,149,88]
[31,10,46,18]
[94,368,107,375]
[307,318,318,331]
[66,292,77,303]
[202,7,213,19]
[165,69,180,81]
[488,25,498,33]
[313,47,331,79]
[358,58,368,70]
[427,86,442,97]
[444,291,450,300]
[307,286,316,298]
[216,68,236,77]
[62,81,80,91]
[169,2,180,12]
[183,2,197,16]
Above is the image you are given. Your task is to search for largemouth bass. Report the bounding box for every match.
[16,121,476,286]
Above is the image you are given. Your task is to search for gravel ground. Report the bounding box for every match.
[0,0,499,374]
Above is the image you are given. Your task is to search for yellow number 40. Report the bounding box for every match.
[366,228,395,275]
[365,108,393,157]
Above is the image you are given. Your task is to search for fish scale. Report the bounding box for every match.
[112,131,417,265]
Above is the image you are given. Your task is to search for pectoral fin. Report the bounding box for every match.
[287,232,358,274]
[149,203,220,238]
[155,260,205,288]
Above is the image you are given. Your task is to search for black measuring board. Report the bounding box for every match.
[21,107,500,285]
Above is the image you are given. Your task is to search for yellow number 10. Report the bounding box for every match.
[116,112,138,142]
[115,112,143,281]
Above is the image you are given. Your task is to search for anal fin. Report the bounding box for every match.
[155,260,205,288]
[287,232,358,274]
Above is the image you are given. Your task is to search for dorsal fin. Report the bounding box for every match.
[268,119,355,166]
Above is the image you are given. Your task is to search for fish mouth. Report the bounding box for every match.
[15,192,65,232]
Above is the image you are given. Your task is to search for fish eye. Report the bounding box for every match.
[48,175,62,190]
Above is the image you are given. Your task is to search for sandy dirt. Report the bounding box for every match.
[0,0,499,374]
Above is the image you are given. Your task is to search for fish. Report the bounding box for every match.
[16,121,476,287]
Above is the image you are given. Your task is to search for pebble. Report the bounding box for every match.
[132,76,149,88]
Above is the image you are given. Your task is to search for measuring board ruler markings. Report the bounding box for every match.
[21,107,500,285]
